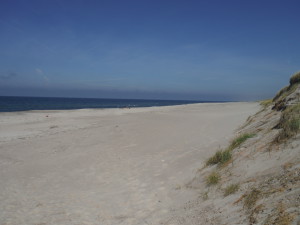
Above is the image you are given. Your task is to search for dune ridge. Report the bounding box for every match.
[164,72,300,224]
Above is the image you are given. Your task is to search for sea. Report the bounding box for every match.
[0,96,213,112]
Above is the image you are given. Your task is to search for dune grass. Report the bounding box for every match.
[206,133,255,166]
[264,203,294,225]
[206,171,220,186]
[273,71,300,102]
[260,99,273,108]
[244,188,261,209]
[224,183,239,197]
[273,86,289,101]
[228,133,256,151]
[289,71,300,85]
[276,104,300,143]
[273,84,298,103]
[206,149,232,166]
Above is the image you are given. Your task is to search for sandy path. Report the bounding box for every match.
[0,102,259,225]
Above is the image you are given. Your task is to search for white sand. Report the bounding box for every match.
[0,102,259,225]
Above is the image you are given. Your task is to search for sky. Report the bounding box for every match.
[0,0,299,101]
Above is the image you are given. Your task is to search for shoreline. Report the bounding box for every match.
[0,101,251,114]
[0,96,211,113]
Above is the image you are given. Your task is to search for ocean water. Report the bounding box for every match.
[0,96,207,112]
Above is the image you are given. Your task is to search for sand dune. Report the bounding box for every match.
[0,102,259,225]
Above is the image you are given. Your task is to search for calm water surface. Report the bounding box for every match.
[0,96,214,112]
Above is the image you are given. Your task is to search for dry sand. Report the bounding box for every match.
[0,102,259,225]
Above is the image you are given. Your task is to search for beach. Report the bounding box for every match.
[0,102,259,225]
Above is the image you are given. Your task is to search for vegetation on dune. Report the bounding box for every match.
[273,84,298,104]
[275,103,300,143]
[201,72,299,224]
[273,86,290,102]
[264,203,294,225]
[206,171,220,186]
[244,188,261,209]
[206,149,232,166]
[273,71,300,104]
[289,71,300,85]
[260,99,273,108]
[228,133,255,151]
[224,183,239,197]
[201,191,209,200]
[206,71,298,166]
[206,133,255,166]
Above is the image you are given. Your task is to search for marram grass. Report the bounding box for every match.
[228,133,255,151]
[289,71,300,85]
[206,171,220,186]
[206,133,255,166]
[276,104,300,143]
[224,183,239,196]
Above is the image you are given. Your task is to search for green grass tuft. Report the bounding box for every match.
[273,86,289,101]
[273,71,300,103]
[289,71,300,85]
[274,84,298,104]
[260,99,273,108]
[206,149,232,166]
[224,183,239,196]
[206,133,254,166]
[276,104,300,143]
[206,171,220,186]
[228,133,255,151]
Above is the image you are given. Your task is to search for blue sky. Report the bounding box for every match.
[0,0,299,100]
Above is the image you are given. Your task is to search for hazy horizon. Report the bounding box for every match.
[1,0,299,101]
